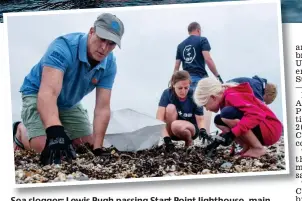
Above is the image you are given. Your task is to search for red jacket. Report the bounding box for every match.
[220,82,282,145]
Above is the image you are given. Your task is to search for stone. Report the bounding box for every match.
[221,162,233,169]
[202,169,211,174]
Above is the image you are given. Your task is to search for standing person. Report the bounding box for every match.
[156,70,212,151]
[193,77,282,158]
[174,21,223,135]
[174,21,223,89]
[227,75,277,105]
[12,13,125,165]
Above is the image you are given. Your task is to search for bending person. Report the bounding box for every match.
[227,75,277,105]
[193,77,282,158]
[156,70,212,151]
[173,22,223,134]
[12,13,125,165]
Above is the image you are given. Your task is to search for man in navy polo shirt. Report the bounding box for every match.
[12,13,124,165]
[174,22,223,136]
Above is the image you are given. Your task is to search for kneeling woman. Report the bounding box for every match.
[156,70,209,151]
[193,77,282,158]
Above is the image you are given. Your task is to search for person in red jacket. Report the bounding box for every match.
[193,77,283,158]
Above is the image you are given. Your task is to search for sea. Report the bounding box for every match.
[0,0,301,23]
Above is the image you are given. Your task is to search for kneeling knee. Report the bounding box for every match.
[214,114,224,125]
[166,104,177,114]
[29,136,47,153]
[220,106,243,120]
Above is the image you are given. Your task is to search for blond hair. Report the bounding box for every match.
[264,83,277,104]
[193,77,238,107]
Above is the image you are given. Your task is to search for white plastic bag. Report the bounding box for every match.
[104,108,165,152]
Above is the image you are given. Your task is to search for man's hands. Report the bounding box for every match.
[40,125,76,165]
[164,136,175,152]
[93,147,111,156]
[198,128,214,144]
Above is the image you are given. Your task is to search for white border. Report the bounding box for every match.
[3,0,290,189]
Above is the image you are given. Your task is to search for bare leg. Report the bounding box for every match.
[235,136,249,155]
[164,104,178,137]
[171,120,196,147]
[14,123,31,151]
[215,124,231,133]
[14,122,94,153]
[221,118,266,158]
[72,134,94,148]
[204,110,212,133]
[239,131,266,158]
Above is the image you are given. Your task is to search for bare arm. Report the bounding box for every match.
[202,51,219,77]
[173,59,181,73]
[156,106,170,137]
[93,87,112,149]
[195,114,205,130]
[37,67,63,128]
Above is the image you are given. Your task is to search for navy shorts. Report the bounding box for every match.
[214,106,264,145]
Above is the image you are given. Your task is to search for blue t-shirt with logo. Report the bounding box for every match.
[176,35,211,78]
[158,88,203,125]
[20,32,117,110]
[227,75,267,102]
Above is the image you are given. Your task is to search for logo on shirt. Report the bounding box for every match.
[91,78,98,85]
[178,110,193,118]
[183,45,196,64]
[50,51,65,64]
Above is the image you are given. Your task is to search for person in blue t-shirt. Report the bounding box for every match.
[227,75,277,105]
[174,22,223,136]
[156,70,213,151]
[12,13,125,165]
[174,22,223,90]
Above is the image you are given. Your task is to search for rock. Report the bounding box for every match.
[172,152,180,160]
[15,170,25,180]
[66,175,74,180]
[202,169,211,174]
[58,172,66,181]
[13,138,285,183]
[234,165,243,172]
[277,163,286,169]
[170,165,176,172]
[221,162,233,169]
[163,172,176,177]
[254,161,263,167]
[240,159,247,165]
[42,165,51,171]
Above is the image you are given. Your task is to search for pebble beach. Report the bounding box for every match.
[14,137,286,184]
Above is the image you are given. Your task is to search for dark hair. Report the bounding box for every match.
[168,70,191,92]
[188,22,201,33]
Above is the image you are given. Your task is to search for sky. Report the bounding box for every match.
[5,1,285,132]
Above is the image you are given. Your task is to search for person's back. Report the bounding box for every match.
[223,82,282,145]
[176,35,210,78]
[227,75,277,105]
[227,76,266,102]
[174,22,222,90]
